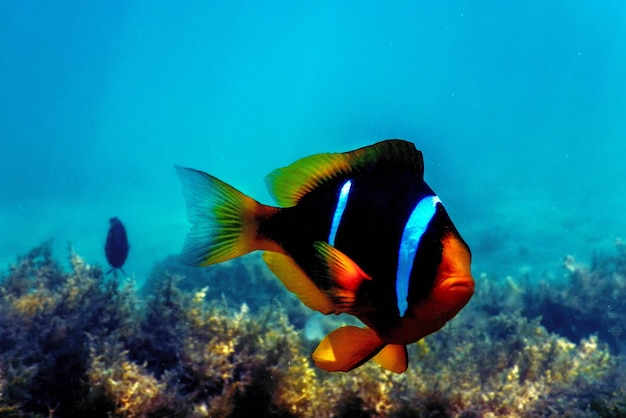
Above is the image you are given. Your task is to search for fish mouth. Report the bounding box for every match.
[447,274,474,287]
[449,280,473,289]
[444,274,475,297]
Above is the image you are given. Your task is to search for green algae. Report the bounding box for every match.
[0,241,624,417]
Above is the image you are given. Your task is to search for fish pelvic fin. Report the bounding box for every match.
[175,166,280,266]
[312,326,386,372]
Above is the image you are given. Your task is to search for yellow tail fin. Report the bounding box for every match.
[176,166,270,266]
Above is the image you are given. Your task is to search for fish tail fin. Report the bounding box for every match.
[175,165,279,266]
[105,268,125,278]
[312,326,408,373]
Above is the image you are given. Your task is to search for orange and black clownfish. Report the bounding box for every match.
[175,139,474,374]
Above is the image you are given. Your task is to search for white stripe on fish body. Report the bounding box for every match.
[396,195,441,316]
[328,180,352,246]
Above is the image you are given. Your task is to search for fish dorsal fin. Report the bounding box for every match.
[265,152,348,207]
[265,139,424,207]
[311,241,372,313]
[372,344,408,374]
[312,326,385,372]
[262,251,335,314]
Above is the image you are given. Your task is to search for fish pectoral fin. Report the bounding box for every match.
[262,251,335,314]
[311,241,371,312]
[312,326,385,372]
[313,241,372,290]
[372,344,408,374]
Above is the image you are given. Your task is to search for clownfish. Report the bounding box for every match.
[175,139,474,373]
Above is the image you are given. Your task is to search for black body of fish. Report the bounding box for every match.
[105,217,129,274]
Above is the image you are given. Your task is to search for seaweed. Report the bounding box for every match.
[0,242,624,417]
[146,254,311,329]
[0,242,137,416]
[521,239,626,354]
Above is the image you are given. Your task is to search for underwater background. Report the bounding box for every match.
[1,1,626,417]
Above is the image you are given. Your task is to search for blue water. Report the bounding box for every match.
[1,1,625,283]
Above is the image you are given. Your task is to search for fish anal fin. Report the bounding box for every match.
[262,252,335,314]
[312,326,384,372]
[372,344,408,374]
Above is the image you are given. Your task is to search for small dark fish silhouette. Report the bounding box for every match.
[105,217,129,275]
